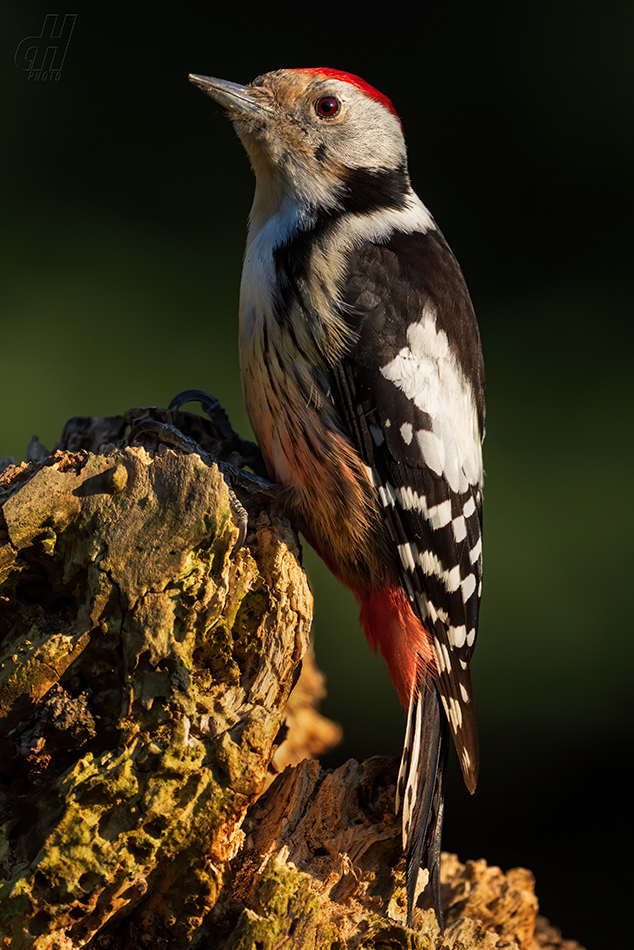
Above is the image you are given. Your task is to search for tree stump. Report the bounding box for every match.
[0,409,585,950]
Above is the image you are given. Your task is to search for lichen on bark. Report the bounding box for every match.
[0,413,312,948]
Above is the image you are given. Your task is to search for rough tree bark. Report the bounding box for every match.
[0,408,585,950]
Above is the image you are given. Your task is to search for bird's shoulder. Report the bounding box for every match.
[342,226,485,429]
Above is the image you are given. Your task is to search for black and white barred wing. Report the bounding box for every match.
[337,229,485,790]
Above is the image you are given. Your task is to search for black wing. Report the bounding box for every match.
[329,226,485,920]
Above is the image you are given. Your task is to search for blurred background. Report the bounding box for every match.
[2,1,632,944]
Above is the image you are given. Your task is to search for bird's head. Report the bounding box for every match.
[189,67,409,220]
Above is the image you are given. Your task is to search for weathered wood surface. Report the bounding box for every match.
[0,411,585,950]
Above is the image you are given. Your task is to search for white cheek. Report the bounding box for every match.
[333,90,405,169]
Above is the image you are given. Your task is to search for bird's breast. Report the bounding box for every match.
[238,258,389,589]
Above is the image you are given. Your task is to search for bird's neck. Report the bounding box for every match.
[246,179,336,255]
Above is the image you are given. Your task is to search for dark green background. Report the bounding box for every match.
[2,2,632,945]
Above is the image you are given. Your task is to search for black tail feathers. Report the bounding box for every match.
[398,684,448,929]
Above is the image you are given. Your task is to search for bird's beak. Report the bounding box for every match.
[188,74,272,117]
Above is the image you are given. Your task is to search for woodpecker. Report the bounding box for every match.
[189,67,485,926]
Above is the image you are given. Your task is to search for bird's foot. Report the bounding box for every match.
[169,389,268,478]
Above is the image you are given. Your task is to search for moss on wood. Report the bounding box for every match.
[0,437,311,948]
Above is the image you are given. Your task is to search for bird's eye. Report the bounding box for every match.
[315,96,340,118]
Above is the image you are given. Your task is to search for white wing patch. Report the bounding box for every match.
[400,421,414,444]
[396,488,452,530]
[469,537,482,564]
[452,514,467,543]
[398,542,418,573]
[380,306,483,491]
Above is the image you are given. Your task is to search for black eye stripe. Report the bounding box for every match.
[315,96,340,118]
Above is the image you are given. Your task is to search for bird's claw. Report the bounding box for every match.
[168,390,234,442]
[168,389,268,478]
